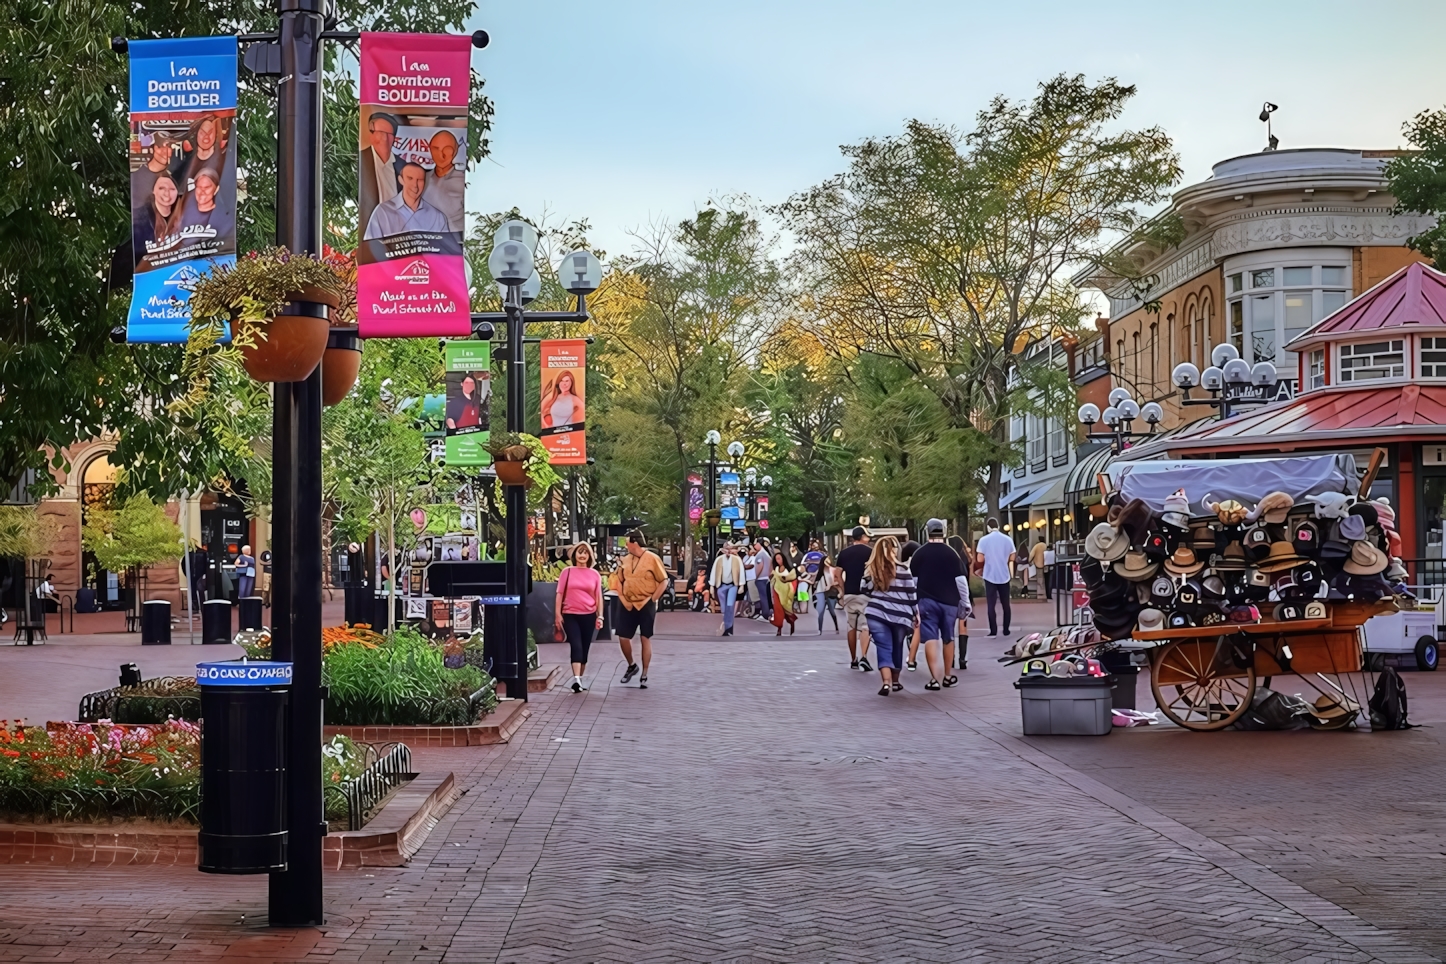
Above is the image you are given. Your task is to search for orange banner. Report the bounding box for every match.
[539,339,586,465]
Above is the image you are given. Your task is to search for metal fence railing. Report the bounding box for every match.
[326,742,414,831]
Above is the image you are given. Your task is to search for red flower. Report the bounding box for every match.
[1,749,20,758]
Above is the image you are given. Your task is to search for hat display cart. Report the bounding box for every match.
[1074,449,1402,731]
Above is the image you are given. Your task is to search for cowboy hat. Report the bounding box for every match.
[1211,543,1248,571]
[1247,490,1295,525]
[1308,693,1360,729]
[1162,488,1191,528]
[1162,546,1204,577]
[1114,550,1161,582]
[1136,608,1166,632]
[1306,491,1355,520]
[1342,540,1389,576]
[1085,522,1130,562]
[1108,498,1155,547]
[1256,541,1305,573]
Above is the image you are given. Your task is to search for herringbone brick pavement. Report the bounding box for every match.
[1,608,1442,962]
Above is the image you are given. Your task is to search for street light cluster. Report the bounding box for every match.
[1171,343,1279,419]
[1077,387,1165,452]
[487,219,601,298]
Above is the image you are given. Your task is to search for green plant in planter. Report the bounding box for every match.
[484,431,562,503]
[80,495,182,606]
[187,247,344,349]
[323,625,494,726]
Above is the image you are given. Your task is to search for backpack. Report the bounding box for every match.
[1368,667,1412,730]
[1233,687,1310,730]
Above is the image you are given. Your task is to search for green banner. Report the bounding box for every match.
[443,340,491,465]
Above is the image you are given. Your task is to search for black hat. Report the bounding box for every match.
[1292,520,1321,558]
[1273,602,1307,621]
[1141,530,1169,561]
[1168,612,1195,629]
[1078,555,1105,590]
[1243,525,1273,562]
[1348,502,1379,528]
[1176,579,1203,609]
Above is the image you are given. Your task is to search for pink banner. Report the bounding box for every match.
[357,33,472,337]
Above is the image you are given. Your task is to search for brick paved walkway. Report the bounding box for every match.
[2,604,1444,962]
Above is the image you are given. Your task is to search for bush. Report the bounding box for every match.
[324,625,495,726]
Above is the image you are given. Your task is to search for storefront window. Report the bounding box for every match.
[1338,340,1404,382]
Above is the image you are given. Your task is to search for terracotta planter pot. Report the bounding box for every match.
[321,343,362,406]
[493,460,533,488]
[238,286,340,383]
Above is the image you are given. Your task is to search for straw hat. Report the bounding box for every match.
[1256,541,1306,573]
[1342,540,1389,576]
[1163,546,1204,576]
[1085,522,1130,562]
[1247,490,1294,525]
[1308,693,1360,729]
[1114,550,1161,582]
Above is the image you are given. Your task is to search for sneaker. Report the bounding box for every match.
[638,676,648,689]
[571,679,582,693]
[621,663,639,684]
[850,660,859,669]
[906,661,918,672]
[858,658,872,672]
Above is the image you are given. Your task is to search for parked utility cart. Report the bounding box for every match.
[1361,606,1441,672]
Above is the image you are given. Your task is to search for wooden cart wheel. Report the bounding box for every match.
[1150,638,1256,731]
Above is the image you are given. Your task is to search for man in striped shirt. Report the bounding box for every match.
[860,535,918,697]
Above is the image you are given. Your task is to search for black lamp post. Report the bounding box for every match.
[704,430,720,561]
[1076,388,1164,455]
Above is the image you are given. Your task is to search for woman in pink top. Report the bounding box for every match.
[555,542,605,692]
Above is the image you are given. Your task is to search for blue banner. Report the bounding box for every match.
[127,37,238,343]
[196,661,293,687]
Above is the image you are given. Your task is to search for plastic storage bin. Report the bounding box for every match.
[1014,674,1114,735]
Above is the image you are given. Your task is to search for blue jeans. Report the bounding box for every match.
[816,593,839,631]
[918,597,954,643]
[716,583,737,632]
[866,617,908,671]
[756,579,773,619]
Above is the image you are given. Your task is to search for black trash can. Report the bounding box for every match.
[597,593,617,641]
[237,596,264,631]
[141,599,171,645]
[1099,651,1140,710]
[202,598,232,645]
[196,660,291,874]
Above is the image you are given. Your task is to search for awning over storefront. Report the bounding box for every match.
[1123,384,1446,458]
[1063,444,1114,507]
[1027,476,1067,509]
[999,485,1039,510]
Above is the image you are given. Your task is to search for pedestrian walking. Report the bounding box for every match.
[613,529,668,688]
[741,547,758,619]
[799,538,824,614]
[948,534,974,671]
[837,527,873,670]
[770,549,798,635]
[235,544,256,599]
[862,535,917,696]
[815,556,841,633]
[976,518,1016,637]
[709,541,745,636]
[554,542,604,693]
[1029,537,1048,599]
[910,519,962,691]
[900,539,923,672]
[752,542,774,621]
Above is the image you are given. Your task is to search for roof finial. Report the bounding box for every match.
[1259,102,1279,152]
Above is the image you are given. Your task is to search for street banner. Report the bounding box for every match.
[126,37,238,343]
[538,339,587,464]
[357,32,472,337]
[443,340,491,465]
[687,473,703,521]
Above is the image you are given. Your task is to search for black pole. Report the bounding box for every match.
[269,0,326,928]
[707,443,717,560]
[502,288,528,702]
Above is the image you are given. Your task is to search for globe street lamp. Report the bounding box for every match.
[1077,386,1164,454]
[704,430,721,559]
[1172,342,1279,419]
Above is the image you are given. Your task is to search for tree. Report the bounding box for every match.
[80,494,183,603]
[0,506,59,560]
[0,0,492,499]
[1387,106,1446,267]
[781,75,1180,517]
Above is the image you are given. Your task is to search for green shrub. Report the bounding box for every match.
[323,625,493,726]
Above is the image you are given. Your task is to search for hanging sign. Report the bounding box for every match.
[538,340,587,464]
[444,340,491,465]
[357,33,472,337]
[126,37,239,343]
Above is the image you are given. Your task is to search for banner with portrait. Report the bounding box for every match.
[357,33,473,338]
[538,340,587,465]
[444,340,491,465]
[126,37,238,343]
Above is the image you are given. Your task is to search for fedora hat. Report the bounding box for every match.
[1162,489,1192,529]
[1247,490,1295,525]
[1163,546,1204,576]
[1085,522,1130,562]
[1342,540,1389,576]
[1304,600,1328,620]
[1114,550,1160,582]
[1137,607,1166,632]
[1338,514,1367,543]
[1308,693,1360,729]
[1212,543,1248,570]
[1255,541,1305,573]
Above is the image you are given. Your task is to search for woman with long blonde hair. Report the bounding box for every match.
[541,369,585,429]
[862,535,918,696]
[554,541,604,692]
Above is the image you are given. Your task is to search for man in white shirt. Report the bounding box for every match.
[709,542,745,636]
[364,162,449,240]
[742,547,758,618]
[975,518,1017,637]
[424,130,465,234]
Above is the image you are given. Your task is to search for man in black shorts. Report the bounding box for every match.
[614,530,669,688]
[836,527,873,671]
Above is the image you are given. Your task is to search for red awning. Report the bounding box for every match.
[1126,384,1446,456]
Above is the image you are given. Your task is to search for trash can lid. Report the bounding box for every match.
[196,661,293,687]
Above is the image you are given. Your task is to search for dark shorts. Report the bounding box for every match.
[615,600,657,639]
[918,597,955,643]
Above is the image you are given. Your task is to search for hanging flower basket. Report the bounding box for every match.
[237,285,339,382]
[322,329,363,405]
[487,432,558,489]
[493,460,532,488]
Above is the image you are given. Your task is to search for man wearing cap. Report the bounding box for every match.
[911,519,963,690]
[976,518,1016,637]
[836,527,873,670]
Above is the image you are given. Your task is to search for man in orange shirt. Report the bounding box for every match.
[614,529,668,688]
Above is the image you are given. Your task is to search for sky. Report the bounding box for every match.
[461,0,1446,260]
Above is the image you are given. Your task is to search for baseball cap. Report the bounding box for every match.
[851,526,867,539]
[926,518,946,536]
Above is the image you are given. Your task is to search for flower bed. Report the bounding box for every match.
[0,720,376,826]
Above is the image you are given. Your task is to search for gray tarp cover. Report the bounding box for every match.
[1111,454,1356,516]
